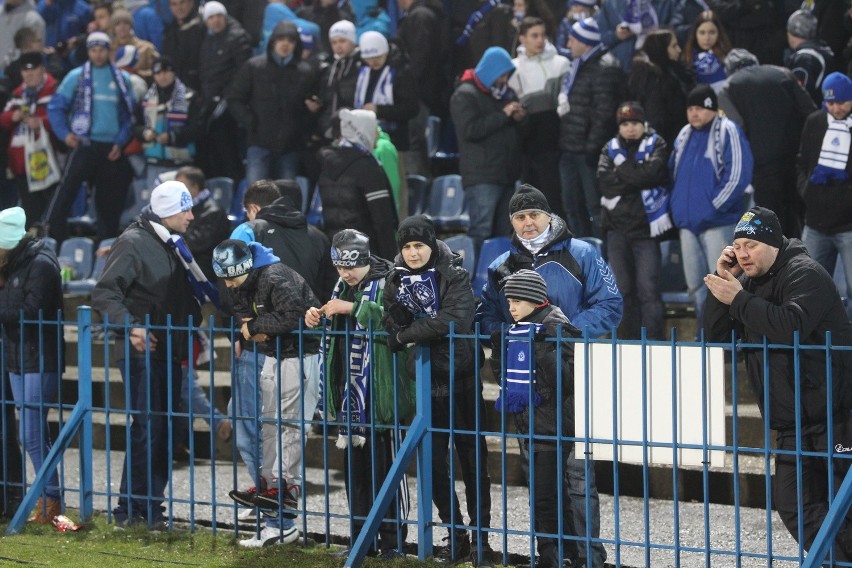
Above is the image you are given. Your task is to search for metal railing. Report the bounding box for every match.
[1,306,851,567]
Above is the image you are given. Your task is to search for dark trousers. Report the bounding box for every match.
[531,449,578,566]
[1,373,24,517]
[114,357,182,523]
[605,230,665,340]
[197,112,244,182]
[431,382,492,543]
[14,175,56,231]
[343,429,408,553]
[46,141,132,243]
[775,417,852,561]
[522,148,565,221]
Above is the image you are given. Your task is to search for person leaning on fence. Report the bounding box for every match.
[213,238,321,549]
[304,229,415,559]
[0,207,64,524]
[382,215,495,566]
[703,206,852,559]
[91,180,209,529]
[490,269,581,568]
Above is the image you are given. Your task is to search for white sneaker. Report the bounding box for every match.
[238,525,299,548]
[237,508,257,521]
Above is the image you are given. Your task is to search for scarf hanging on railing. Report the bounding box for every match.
[70,61,135,138]
[495,322,543,413]
[149,220,220,309]
[603,134,673,237]
[396,268,440,319]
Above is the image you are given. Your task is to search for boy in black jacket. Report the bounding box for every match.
[490,269,580,568]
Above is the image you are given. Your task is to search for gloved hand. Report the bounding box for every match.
[386,328,406,353]
[387,303,414,327]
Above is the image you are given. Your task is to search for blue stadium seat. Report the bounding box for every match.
[65,238,115,296]
[42,237,57,253]
[120,178,153,229]
[206,177,234,211]
[444,235,475,280]
[306,187,323,228]
[426,115,441,158]
[406,174,430,216]
[58,237,94,293]
[471,236,512,297]
[424,174,468,233]
[659,239,691,306]
[229,178,248,226]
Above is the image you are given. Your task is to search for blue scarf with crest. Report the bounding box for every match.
[495,322,543,413]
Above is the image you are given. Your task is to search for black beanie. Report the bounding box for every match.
[331,229,371,267]
[686,84,717,111]
[509,184,552,217]
[733,206,784,249]
[397,215,437,253]
[504,269,548,305]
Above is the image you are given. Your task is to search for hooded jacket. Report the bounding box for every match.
[705,238,852,431]
[227,20,317,152]
[383,240,478,391]
[318,143,399,261]
[248,195,336,302]
[198,16,253,102]
[92,210,202,364]
[0,237,63,374]
[476,215,624,338]
[37,0,90,48]
[508,42,570,97]
[489,304,579,447]
[797,108,852,235]
[785,39,834,105]
[668,114,754,235]
[450,47,521,187]
[226,242,320,359]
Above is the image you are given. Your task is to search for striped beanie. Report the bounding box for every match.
[504,269,549,306]
[569,17,600,46]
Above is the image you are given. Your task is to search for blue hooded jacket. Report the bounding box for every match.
[247,241,280,271]
[475,46,515,88]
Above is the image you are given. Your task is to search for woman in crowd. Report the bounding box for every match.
[681,11,731,91]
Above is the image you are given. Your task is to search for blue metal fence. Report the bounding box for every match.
[1,307,851,567]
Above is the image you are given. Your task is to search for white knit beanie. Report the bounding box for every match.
[151,181,193,218]
[358,31,388,58]
[329,20,356,44]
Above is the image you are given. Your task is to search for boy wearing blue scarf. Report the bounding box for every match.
[46,31,135,244]
[382,215,494,565]
[490,269,580,568]
[597,101,670,339]
[305,229,414,559]
[213,238,321,548]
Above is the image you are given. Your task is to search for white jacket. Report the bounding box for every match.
[508,41,570,97]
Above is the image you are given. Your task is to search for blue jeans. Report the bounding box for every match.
[113,357,182,523]
[802,226,852,321]
[679,224,736,331]
[463,183,514,257]
[245,146,299,185]
[559,152,600,238]
[230,349,265,487]
[9,372,59,499]
[606,231,664,339]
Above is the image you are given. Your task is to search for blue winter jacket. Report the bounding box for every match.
[37,0,91,47]
[668,115,753,235]
[476,216,623,339]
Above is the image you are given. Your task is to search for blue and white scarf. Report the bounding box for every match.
[142,77,190,132]
[354,64,394,109]
[149,220,220,309]
[557,44,603,116]
[622,0,658,49]
[602,134,673,237]
[673,114,726,181]
[694,50,726,90]
[810,114,852,184]
[70,61,135,139]
[495,322,543,413]
[396,268,440,320]
[318,277,382,448]
[456,0,501,46]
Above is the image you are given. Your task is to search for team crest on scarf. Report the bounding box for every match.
[397,269,440,319]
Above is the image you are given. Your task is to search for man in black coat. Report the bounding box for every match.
[162,0,205,91]
[227,20,318,184]
[704,206,852,560]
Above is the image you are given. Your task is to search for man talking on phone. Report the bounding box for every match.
[704,205,852,559]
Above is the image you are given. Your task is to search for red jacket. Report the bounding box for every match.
[0,73,60,177]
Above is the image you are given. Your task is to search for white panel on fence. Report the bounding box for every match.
[574,343,725,468]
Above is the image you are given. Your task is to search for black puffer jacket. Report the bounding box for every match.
[0,237,63,374]
[92,212,202,364]
[450,74,521,187]
[395,0,450,113]
[797,109,852,235]
[198,16,253,102]
[317,144,399,261]
[555,50,626,157]
[162,14,206,91]
[597,130,670,238]
[184,194,230,282]
[228,262,320,359]
[383,241,479,393]
[227,21,318,152]
[489,305,579,449]
[248,196,336,302]
[704,238,852,431]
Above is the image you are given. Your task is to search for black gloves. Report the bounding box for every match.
[386,328,406,353]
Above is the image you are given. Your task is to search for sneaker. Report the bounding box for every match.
[255,485,299,518]
[237,508,258,521]
[238,525,299,548]
[229,485,261,508]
